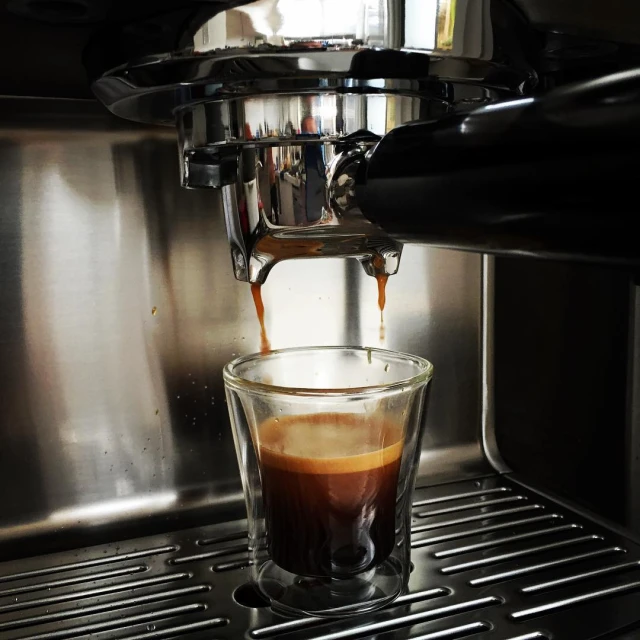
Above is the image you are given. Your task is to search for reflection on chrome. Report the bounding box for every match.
[193,0,478,58]
[48,492,179,524]
[220,137,403,284]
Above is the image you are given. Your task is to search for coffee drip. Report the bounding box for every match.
[250,284,271,354]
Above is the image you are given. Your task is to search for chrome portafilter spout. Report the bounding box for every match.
[92,0,534,283]
[179,100,406,284]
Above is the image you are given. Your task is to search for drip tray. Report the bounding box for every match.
[1,475,640,640]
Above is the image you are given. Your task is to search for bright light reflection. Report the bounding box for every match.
[49,492,178,523]
[239,0,364,39]
[483,97,534,112]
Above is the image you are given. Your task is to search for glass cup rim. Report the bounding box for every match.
[223,345,434,398]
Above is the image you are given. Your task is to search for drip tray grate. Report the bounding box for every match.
[1,475,640,639]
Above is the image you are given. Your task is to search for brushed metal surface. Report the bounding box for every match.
[628,284,640,533]
[481,255,508,474]
[1,475,640,639]
[0,97,489,545]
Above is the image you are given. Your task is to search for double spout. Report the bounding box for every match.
[179,101,402,284]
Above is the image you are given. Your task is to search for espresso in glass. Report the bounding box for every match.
[258,413,403,578]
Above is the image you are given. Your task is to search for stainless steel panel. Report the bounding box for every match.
[481,256,509,474]
[628,284,640,533]
[0,97,488,543]
[1,475,639,639]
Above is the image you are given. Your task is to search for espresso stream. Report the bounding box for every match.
[258,413,403,577]
[251,277,389,354]
[250,283,271,354]
[376,274,388,343]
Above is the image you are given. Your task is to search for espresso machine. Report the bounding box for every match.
[1,0,640,637]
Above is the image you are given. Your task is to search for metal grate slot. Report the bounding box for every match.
[213,559,252,572]
[468,546,626,586]
[412,515,562,548]
[409,622,490,639]
[0,547,177,585]
[412,505,544,534]
[1,475,639,639]
[169,545,248,565]
[441,535,602,574]
[413,487,511,508]
[0,585,210,633]
[511,580,640,620]
[300,597,501,640]
[250,588,450,638]
[197,532,248,547]
[416,497,526,518]
[0,573,191,614]
[119,618,233,640]
[521,560,640,593]
[17,604,220,640]
[433,524,582,558]
[0,564,148,598]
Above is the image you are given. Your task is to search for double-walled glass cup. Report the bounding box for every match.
[223,347,433,618]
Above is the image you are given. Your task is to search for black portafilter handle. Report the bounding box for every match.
[358,68,640,268]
